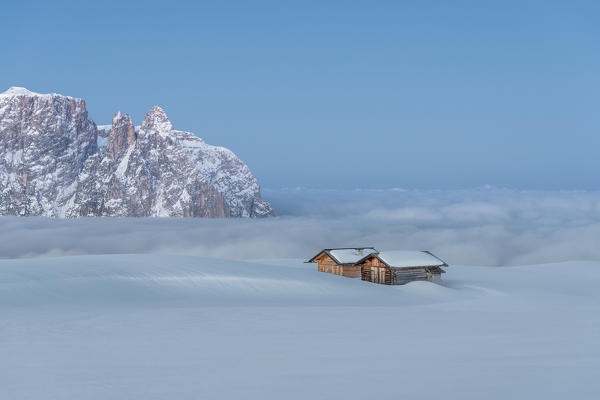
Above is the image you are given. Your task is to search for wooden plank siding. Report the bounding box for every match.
[314,253,362,278]
[359,257,445,285]
[359,257,390,284]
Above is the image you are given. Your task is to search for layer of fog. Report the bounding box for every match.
[1,187,599,266]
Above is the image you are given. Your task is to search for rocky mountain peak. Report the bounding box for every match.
[0,87,97,216]
[106,111,136,160]
[112,110,124,123]
[1,86,40,97]
[111,111,134,132]
[141,106,173,134]
[0,87,80,102]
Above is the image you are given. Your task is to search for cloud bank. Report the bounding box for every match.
[1,187,599,266]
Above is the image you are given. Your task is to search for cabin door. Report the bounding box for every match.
[371,266,384,283]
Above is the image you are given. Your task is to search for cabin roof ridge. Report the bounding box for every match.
[323,246,376,251]
[305,247,379,264]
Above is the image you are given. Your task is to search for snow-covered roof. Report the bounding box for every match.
[364,250,447,268]
[307,247,378,264]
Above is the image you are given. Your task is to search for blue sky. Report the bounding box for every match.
[1,0,599,189]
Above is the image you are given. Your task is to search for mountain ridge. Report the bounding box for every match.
[0,86,274,218]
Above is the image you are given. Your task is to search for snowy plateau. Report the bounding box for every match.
[2,254,599,400]
[0,87,274,217]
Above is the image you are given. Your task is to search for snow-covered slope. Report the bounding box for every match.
[0,87,274,217]
[1,254,599,399]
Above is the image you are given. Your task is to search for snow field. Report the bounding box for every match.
[1,254,599,399]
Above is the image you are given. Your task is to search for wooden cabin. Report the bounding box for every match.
[306,247,378,278]
[357,250,447,285]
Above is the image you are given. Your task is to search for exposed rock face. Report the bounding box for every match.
[105,111,136,161]
[0,87,97,216]
[0,87,274,218]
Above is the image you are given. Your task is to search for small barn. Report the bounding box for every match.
[306,247,378,278]
[357,250,447,285]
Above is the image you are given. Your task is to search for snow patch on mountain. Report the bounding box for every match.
[0,86,78,100]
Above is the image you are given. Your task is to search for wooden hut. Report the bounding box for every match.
[306,247,378,278]
[357,250,447,285]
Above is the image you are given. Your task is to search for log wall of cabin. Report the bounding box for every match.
[361,265,371,281]
[316,254,338,274]
[361,258,386,267]
[359,257,446,285]
[359,257,391,284]
[389,267,444,285]
[314,254,361,278]
[390,268,429,285]
[341,265,362,278]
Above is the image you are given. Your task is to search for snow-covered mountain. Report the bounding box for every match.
[0,87,274,217]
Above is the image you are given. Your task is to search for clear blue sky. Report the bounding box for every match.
[1,0,599,189]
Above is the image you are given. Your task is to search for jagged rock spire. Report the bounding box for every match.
[141,106,173,134]
[105,111,136,160]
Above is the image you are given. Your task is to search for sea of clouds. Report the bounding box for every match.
[1,187,599,266]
